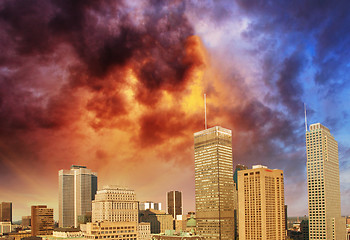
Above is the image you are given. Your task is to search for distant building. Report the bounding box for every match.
[52,228,81,238]
[233,164,248,190]
[194,126,236,240]
[238,165,285,240]
[7,231,31,240]
[0,202,12,223]
[167,191,182,219]
[0,221,12,234]
[139,209,173,234]
[300,220,309,240]
[22,216,31,228]
[306,123,346,239]
[58,165,97,228]
[31,205,54,236]
[82,222,137,240]
[92,185,138,223]
[138,222,151,240]
[139,202,162,211]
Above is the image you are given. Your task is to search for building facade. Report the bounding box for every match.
[138,222,151,240]
[92,186,138,223]
[167,191,182,219]
[22,216,31,228]
[194,126,236,240]
[139,209,173,234]
[58,165,97,228]
[139,202,162,211]
[0,202,12,223]
[82,221,138,240]
[306,123,346,239]
[238,165,285,240]
[31,205,54,236]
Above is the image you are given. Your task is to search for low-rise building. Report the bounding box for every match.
[138,222,151,240]
[139,210,172,234]
[0,222,12,234]
[82,222,138,240]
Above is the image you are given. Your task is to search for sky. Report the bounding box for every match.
[0,0,350,221]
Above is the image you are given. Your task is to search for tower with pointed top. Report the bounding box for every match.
[306,123,346,239]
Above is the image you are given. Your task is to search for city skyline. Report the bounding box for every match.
[1,0,350,223]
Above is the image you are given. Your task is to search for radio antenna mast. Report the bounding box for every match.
[304,103,308,132]
[204,94,207,129]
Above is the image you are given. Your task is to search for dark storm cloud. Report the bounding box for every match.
[0,0,196,134]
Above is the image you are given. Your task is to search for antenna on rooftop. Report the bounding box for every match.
[204,94,207,129]
[304,103,308,132]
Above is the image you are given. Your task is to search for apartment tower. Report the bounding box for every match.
[194,126,236,240]
[167,191,182,219]
[31,205,54,236]
[92,185,138,223]
[58,165,97,228]
[238,165,285,240]
[306,123,345,239]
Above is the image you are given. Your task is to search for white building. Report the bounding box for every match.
[139,202,162,211]
[92,186,138,223]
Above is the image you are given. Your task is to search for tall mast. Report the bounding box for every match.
[204,94,207,129]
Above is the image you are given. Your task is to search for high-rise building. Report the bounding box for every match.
[238,165,285,240]
[58,165,97,228]
[167,191,182,219]
[306,123,346,239]
[139,202,162,211]
[31,205,54,236]
[0,202,12,223]
[92,185,138,223]
[194,126,236,240]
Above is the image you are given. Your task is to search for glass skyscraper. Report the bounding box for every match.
[194,126,236,240]
[59,165,97,228]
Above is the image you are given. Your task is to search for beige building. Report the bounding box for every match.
[82,221,138,240]
[139,209,173,234]
[306,123,346,239]
[238,165,285,240]
[92,186,138,223]
[0,221,11,234]
[31,205,54,236]
[194,126,236,240]
[59,165,97,228]
[138,222,151,240]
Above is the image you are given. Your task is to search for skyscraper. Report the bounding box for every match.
[31,205,54,236]
[238,165,285,240]
[194,126,236,240]
[92,185,138,223]
[0,202,12,223]
[59,165,97,228]
[306,123,346,239]
[167,191,182,219]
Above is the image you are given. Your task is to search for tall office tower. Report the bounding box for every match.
[92,185,138,223]
[0,202,12,223]
[194,126,236,240]
[59,165,98,228]
[306,123,346,240]
[167,191,182,219]
[31,205,54,236]
[238,165,285,240]
[22,216,31,228]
